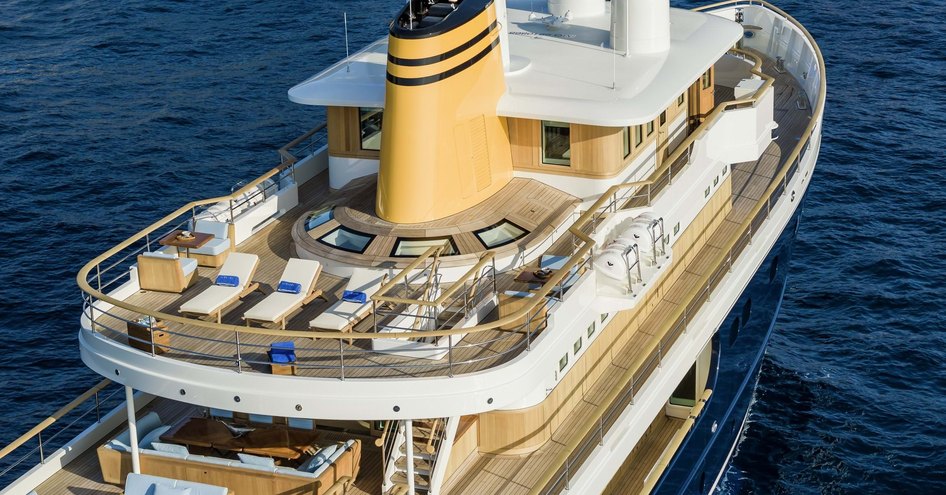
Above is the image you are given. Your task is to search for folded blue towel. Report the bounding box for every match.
[277,281,303,294]
[342,290,367,303]
[215,275,240,287]
[269,341,296,363]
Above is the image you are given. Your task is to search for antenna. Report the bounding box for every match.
[344,12,351,72]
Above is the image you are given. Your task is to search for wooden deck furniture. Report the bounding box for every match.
[136,252,198,293]
[160,417,320,460]
[179,252,260,323]
[243,259,325,329]
[126,319,170,354]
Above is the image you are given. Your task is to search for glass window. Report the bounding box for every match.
[678,93,685,106]
[359,107,383,151]
[392,237,458,257]
[634,125,643,147]
[304,206,334,236]
[659,111,667,126]
[646,121,654,136]
[318,226,374,254]
[701,70,712,90]
[622,127,631,158]
[474,220,528,249]
[541,121,571,166]
[587,322,595,338]
[559,354,568,372]
[573,337,583,354]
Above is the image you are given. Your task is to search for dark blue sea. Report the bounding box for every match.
[1,0,944,492]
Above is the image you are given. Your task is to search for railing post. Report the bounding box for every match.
[235,331,242,373]
[564,458,571,490]
[598,417,605,446]
[96,264,102,291]
[95,390,102,423]
[339,339,346,381]
[38,431,44,464]
[448,334,454,377]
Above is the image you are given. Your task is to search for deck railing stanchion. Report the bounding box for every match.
[37,431,44,464]
[235,332,242,373]
[448,334,454,377]
[95,390,102,423]
[339,339,346,381]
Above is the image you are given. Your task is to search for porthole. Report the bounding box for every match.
[573,337,583,354]
[559,354,568,372]
[673,222,680,235]
[587,322,595,338]
[704,186,711,198]
[600,313,609,323]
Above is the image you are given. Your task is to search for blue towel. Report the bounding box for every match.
[269,341,296,363]
[342,290,367,303]
[276,281,303,294]
[215,275,240,287]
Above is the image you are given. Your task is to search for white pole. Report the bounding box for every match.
[405,419,415,494]
[125,386,141,475]
[344,12,351,72]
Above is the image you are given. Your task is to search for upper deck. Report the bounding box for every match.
[287,4,742,125]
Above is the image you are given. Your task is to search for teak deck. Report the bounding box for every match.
[42,52,812,495]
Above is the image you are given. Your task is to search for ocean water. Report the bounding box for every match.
[1,0,944,492]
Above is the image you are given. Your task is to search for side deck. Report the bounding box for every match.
[442,52,812,495]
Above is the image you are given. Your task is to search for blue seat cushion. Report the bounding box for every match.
[269,341,296,363]
[215,275,240,287]
[341,290,367,303]
[277,281,303,294]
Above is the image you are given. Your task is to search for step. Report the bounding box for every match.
[395,456,432,474]
[391,471,430,490]
[398,445,435,460]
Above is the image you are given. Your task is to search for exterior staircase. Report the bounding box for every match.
[382,418,457,495]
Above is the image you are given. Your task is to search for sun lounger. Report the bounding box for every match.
[309,268,385,344]
[179,252,260,322]
[243,258,324,329]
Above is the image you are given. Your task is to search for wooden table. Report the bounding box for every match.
[160,417,320,460]
[126,319,170,354]
[159,230,215,258]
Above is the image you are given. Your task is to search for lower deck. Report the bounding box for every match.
[31,398,385,495]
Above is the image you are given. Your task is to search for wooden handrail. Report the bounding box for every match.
[278,122,328,165]
[0,379,112,461]
[528,2,827,492]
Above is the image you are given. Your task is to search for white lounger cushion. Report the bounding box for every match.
[194,219,229,240]
[179,252,258,315]
[191,237,230,256]
[243,259,321,323]
[125,473,228,495]
[309,268,384,331]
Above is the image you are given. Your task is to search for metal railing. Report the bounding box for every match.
[77,17,784,381]
[533,1,826,492]
[0,380,120,482]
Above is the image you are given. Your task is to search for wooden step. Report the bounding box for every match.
[395,456,432,474]
[391,472,430,491]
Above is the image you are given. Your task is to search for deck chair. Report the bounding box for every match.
[179,252,260,323]
[243,258,324,329]
[309,268,385,344]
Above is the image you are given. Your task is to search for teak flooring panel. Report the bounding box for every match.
[603,414,685,494]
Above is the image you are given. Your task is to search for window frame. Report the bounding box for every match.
[541,120,572,166]
[358,107,383,151]
[390,236,459,258]
[473,219,529,249]
[622,127,631,158]
[317,225,376,254]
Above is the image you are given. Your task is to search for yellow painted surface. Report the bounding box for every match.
[378,4,513,223]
